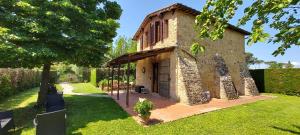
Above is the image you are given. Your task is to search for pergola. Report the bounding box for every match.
[106,46,176,107]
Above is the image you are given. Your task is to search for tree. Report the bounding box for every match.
[194,0,300,56]
[265,61,284,69]
[285,61,294,68]
[107,36,137,60]
[0,0,122,105]
[245,52,264,67]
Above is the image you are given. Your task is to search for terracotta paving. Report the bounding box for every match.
[109,90,275,124]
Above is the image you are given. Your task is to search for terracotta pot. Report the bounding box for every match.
[139,114,150,124]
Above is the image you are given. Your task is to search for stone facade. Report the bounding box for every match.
[177,50,210,105]
[214,55,239,99]
[134,4,259,105]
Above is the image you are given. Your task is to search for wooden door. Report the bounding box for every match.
[158,59,170,98]
[152,63,159,93]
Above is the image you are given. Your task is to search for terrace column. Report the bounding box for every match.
[107,67,110,93]
[111,66,114,96]
[126,62,130,107]
[117,64,120,100]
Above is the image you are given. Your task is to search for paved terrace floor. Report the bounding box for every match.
[109,90,274,124]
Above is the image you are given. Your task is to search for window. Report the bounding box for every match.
[164,20,169,39]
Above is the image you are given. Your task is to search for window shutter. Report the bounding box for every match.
[140,35,143,51]
[164,20,169,39]
[151,23,155,45]
[147,27,151,47]
[161,20,164,41]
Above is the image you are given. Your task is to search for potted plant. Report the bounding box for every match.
[134,98,154,124]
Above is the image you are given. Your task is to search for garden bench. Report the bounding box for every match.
[34,109,66,135]
[0,110,15,134]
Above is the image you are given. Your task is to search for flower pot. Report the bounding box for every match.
[139,114,150,124]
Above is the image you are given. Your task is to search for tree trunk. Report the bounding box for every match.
[37,63,51,106]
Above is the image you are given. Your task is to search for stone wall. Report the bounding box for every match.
[176,50,210,104]
[136,11,178,51]
[214,55,239,99]
[135,51,178,100]
[135,9,258,105]
[239,64,259,96]
[176,10,257,101]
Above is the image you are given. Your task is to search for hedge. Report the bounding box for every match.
[0,68,41,100]
[90,68,97,86]
[250,69,300,96]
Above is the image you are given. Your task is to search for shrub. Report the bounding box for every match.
[98,79,108,89]
[0,68,44,100]
[0,75,13,100]
[59,73,80,83]
[134,98,153,119]
[250,69,300,96]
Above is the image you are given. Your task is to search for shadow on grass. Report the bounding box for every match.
[64,95,130,135]
[11,102,42,135]
[272,125,300,135]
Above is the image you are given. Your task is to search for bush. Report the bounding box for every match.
[0,75,13,99]
[250,69,300,96]
[98,79,108,89]
[59,73,80,83]
[0,68,43,100]
[134,98,153,119]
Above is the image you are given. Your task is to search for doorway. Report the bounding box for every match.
[152,59,170,98]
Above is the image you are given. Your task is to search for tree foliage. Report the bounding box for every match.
[265,61,284,69]
[194,0,300,56]
[0,0,122,105]
[107,36,137,60]
[285,61,295,68]
[245,52,264,67]
[0,0,122,68]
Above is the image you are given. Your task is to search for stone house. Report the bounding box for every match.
[109,3,258,105]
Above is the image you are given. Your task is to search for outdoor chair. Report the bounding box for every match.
[141,88,149,94]
[46,105,65,113]
[45,94,65,107]
[57,91,63,97]
[34,109,66,135]
[0,110,15,135]
[48,84,58,94]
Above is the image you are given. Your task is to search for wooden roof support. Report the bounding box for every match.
[107,68,110,94]
[117,64,120,100]
[108,46,176,66]
[111,66,114,96]
[126,62,130,107]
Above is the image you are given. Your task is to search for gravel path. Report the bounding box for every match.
[60,83,109,98]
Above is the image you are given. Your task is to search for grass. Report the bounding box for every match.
[1,84,300,134]
[55,84,64,92]
[71,83,105,94]
[0,88,40,135]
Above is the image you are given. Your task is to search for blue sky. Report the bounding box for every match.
[114,0,300,68]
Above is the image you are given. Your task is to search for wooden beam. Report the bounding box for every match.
[117,64,120,100]
[107,68,110,93]
[111,66,114,96]
[126,62,130,107]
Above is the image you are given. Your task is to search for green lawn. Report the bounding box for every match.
[71,83,105,94]
[1,84,300,135]
[55,84,64,92]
